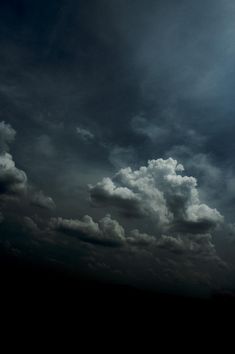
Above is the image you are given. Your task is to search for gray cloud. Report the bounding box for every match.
[0,121,16,152]
[50,214,125,247]
[45,209,227,292]
[0,152,28,197]
[30,190,56,211]
[0,121,27,198]
[76,126,94,141]
[126,229,156,246]
[0,121,55,211]
[131,115,169,143]
[23,216,41,234]
[109,146,136,169]
[156,233,218,259]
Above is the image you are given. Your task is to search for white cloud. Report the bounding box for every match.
[90,158,223,233]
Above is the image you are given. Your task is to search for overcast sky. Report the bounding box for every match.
[1,0,235,296]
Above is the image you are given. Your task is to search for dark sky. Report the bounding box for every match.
[1,0,235,296]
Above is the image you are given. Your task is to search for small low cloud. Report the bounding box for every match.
[30,190,56,211]
[131,115,169,142]
[109,146,136,169]
[76,126,94,141]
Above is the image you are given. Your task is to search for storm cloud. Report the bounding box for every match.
[1,1,235,296]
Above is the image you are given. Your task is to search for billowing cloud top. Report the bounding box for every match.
[90,158,223,234]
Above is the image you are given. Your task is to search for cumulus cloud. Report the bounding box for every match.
[90,158,223,233]
[0,122,226,292]
[50,214,125,247]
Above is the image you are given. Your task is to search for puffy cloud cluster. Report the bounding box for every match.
[50,214,125,247]
[48,212,223,267]
[90,158,223,233]
[0,121,227,292]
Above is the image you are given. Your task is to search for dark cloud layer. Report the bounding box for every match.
[0,119,231,295]
[1,1,235,296]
